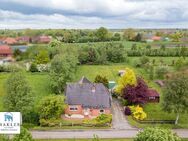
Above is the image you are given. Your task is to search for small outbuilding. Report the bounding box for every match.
[146,89,160,103]
[118,70,126,76]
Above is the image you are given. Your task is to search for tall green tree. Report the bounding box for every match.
[96,27,109,41]
[123,28,136,41]
[94,75,108,87]
[50,53,78,94]
[4,73,34,120]
[162,73,188,124]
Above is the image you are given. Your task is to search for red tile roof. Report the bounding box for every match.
[3,37,17,45]
[151,36,161,41]
[0,45,12,55]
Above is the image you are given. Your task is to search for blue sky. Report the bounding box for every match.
[0,0,188,29]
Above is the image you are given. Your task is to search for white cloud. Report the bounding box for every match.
[1,0,188,28]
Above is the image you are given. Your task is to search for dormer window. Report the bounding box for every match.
[91,86,96,93]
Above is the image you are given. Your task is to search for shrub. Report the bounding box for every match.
[29,63,38,72]
[0,135,10,141]
[129,105,147,120]
[0,64,23,72]
[175,57,186,69]
[156,66,169,79]
[12,127,33,141]
[140,56,150,65]
[83,114,112,127]
[124,107,131,115]
[134,127,181,141]
[121,99,128,106]
[38,95,66,122]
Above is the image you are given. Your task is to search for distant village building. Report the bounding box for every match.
[0,45,12,58]
[64,76,112,119]
[32,35,51,44]
[17,36,31,44]
[2,37,17,45]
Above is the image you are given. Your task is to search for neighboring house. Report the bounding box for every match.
[151,36,161,41]
[17,36,31,44]
[32,35,51,44]
[146,89,160,103]
[3,37,17,45]
[65,76,112,119]
[0,45,12,58]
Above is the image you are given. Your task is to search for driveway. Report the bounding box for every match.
[112,98,136,130]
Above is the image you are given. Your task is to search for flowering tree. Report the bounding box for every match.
[123,77,148,105]
[115,68,137,95]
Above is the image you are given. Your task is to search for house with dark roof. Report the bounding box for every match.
[65,76,112,119]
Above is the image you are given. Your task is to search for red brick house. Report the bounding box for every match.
[65,77,112,119]
[0,45,12,57]
[146,89,160,103]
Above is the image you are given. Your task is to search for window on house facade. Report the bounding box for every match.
[149,96,156,100]
[69,105,78,111]
[99,109,105,114]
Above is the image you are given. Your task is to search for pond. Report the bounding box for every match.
[11,45,29,52]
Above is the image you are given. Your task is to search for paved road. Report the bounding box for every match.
[112,99,136,130]
[31,129,188,139]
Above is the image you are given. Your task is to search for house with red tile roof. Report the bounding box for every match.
[0,45,13,58]
[151,36,161,41]
[3,37,18,45]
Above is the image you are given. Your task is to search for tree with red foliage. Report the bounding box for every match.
[123,77,148,105]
